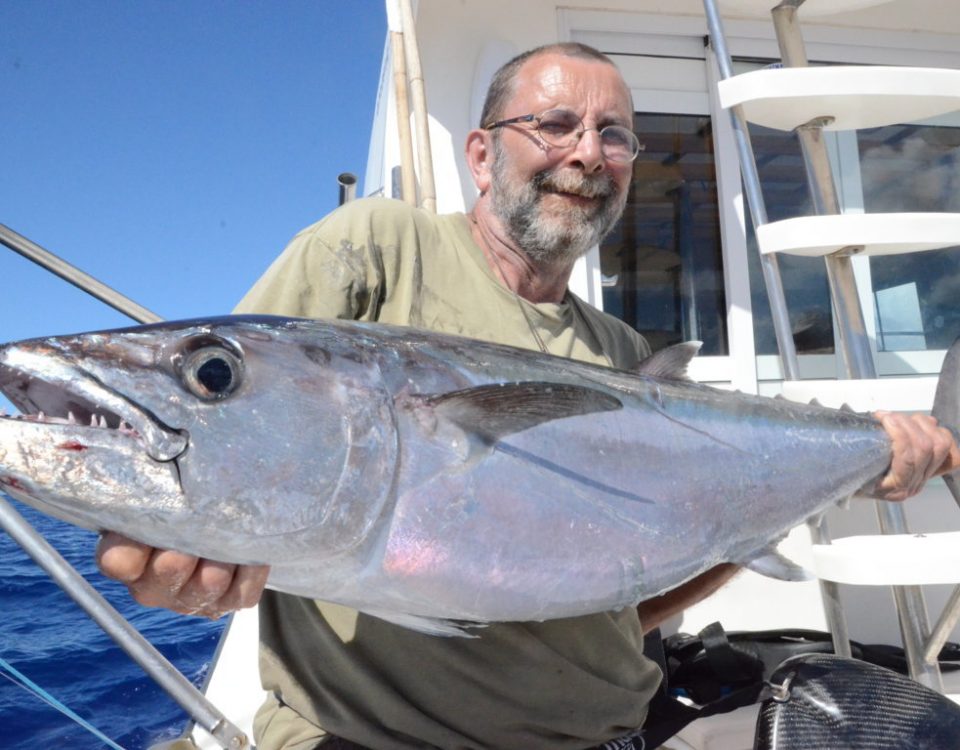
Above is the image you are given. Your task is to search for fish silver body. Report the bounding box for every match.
[0,316,946,635]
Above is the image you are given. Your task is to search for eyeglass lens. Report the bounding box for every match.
[537,109,638,162]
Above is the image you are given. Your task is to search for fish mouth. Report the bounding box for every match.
[0,346,188,462]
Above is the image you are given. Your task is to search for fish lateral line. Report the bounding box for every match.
[493,441,653,504]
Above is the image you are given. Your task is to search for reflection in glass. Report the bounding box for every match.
[600,113,727,355]
[746,124,835,356]
[859,123,960,352]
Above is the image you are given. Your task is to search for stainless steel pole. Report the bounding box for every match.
[0,227,251,743]
[338,172,358,205]
[702,0,799,380]
[0,497,249,748]
[770,0,943,691]
[925,584,960,666]
[703,0,850,654]
[0,223,163,325]
[770,5,875,379]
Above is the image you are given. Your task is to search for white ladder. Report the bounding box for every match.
[702,0,960,691]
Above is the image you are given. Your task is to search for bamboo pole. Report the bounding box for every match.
[390,29,418,205]
[397,0,437,213]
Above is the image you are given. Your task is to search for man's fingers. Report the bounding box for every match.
[214,563,271,613]
[173,559,268,618]
[96,531,154,583]
[128,548,201,611]
[96,533,267,617]
[874,411,957,501]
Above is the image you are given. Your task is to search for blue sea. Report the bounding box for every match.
[0,498,227,749]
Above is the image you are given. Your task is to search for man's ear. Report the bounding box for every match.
[465,129,494,195]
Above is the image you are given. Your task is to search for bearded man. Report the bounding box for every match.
[98,43,959,750]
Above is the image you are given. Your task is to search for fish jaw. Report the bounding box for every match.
[0,343,188,461]
[0,409,184,535]
[0,340,188,538]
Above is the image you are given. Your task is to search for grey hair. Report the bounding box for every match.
[479,43,620,128]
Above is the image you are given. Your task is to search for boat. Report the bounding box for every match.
[4,1,960,748]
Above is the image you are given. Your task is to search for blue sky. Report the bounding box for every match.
[0,1,387,342]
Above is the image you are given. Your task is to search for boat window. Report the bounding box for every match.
[741,84,960,373]
[858,120,960,353]
[745,123,835,357]
[599,112,728,355]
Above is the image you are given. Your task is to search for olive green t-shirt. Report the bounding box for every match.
[234,198,661,750]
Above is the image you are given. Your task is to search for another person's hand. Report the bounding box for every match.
[96,532,269,619]
[871,411,960,502]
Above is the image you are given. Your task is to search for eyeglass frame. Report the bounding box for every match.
[482,108,643,163]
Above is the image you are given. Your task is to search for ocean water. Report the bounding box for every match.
[0,498,227,749]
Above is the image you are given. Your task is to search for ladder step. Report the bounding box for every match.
[812,532,960,585]
[756,212,960,257]
[717,0,894,17]
[719,66,960,131]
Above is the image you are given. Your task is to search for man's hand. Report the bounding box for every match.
[872,411,960,502]
[96,532,270,619]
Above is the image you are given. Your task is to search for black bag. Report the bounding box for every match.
[640,622,960,749]
[664,622,960,705]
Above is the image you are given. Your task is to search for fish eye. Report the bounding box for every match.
[181,346,243,401]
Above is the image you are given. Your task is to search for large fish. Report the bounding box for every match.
[0,316,956,635]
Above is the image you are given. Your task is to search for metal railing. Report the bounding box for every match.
[702,0,948,691]
[0,223,248,748]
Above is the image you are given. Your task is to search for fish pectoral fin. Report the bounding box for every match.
[743,547,813,582]
[363,610,487,637]
[635,341,702,381]
[420,382,622,444]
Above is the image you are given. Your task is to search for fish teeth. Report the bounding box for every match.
[68,411,77,425]
[99,415,109,429]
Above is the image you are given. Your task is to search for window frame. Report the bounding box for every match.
[562,8,960,391]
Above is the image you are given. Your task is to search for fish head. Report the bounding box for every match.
[0,316,398,565]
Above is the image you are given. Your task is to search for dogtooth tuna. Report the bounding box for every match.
[0,316,957,636]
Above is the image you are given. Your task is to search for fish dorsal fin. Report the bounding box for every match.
[743,547,813,582]
[636,341,702,381]
[422,382,622,444]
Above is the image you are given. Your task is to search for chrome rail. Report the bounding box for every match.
[769,0,943,692]
[0,224,251,746]
[701,0,851,657]
[0,223,163,324]
[0,498,248,749]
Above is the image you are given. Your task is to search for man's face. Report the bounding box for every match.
[488,54,634,266]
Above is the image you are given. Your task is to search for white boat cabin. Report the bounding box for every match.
[194,2,960,748]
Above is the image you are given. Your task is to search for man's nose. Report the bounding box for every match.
[567,128,605,173]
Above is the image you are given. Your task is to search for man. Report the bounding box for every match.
[98,43,959,749]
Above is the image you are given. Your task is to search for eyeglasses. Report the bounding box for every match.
[483,108,642,163]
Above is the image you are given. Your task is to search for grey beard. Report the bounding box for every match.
[490,154,627,267]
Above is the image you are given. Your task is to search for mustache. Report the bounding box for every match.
[533,169,616,200]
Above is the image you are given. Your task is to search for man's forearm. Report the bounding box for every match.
[636,563,740,633]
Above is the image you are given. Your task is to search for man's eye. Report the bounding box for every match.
[602,128,632,147]
[540,120,576,135]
